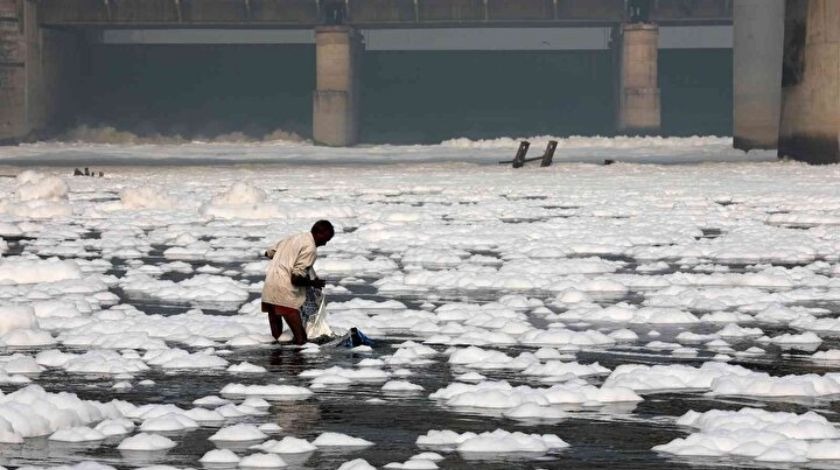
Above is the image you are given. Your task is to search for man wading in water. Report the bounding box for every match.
[262,220,334,345]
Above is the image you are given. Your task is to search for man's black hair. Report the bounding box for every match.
[311,220,334,237]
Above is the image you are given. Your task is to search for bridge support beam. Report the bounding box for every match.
[778,0,840,164]
[616,22,661,135]
[733,0,784,151]
[313,25,362,147]
[1,0,81,143]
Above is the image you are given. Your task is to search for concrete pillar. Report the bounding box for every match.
[778,0,840,164]
[616,22,661,135]
[313,26,362,147]
[1,0,28,142]
[0,0,80,143]
[733,0,785,151]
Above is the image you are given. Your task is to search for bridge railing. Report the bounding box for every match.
[37,0,731,27]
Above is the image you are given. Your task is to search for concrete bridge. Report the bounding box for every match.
[30,0,734,27]
[0,0,836,163]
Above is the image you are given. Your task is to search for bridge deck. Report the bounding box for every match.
[37,0,732,28]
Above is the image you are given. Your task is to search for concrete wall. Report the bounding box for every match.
[0,0,82,142]
[732,0,784,150]
[778,0,840,164]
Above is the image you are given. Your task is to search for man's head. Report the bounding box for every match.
[311,220,335,247]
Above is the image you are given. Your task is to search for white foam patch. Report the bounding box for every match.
[238,453,287,468]
[0,258,82,285]
[200,448,241,463]
[143,349,229,370]
[811,350,840,362]
[208,424,268,442]
[117,433,176,451]
[301,366,390,388]
[227,362,268,374]
[48,426,106,442]
[519,328,615,347]
[60,350,150,374]
[417,428,568,456]
[94,419,135,436]
[710,372,840,398]
[336,459,377,470]
[654,408,840,463]
[382,380,424,392]
[220,384,314,401]
[139,413,199,432]
[430,379,641,409]
[0,385,131,443]
[312,432,374,447]
[120,273,250,305]
[252,436,317,454]
[604,362,756,393]
[0,171,72,219]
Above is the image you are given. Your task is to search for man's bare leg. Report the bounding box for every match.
[268,312,285,341]
[280,309,308,345]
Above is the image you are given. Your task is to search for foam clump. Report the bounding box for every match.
[417,428,568,456]
[0,328,55,347]
[61,350,150,374]
[337,459,377,470]
[184,407,225,423]
[0,258,83,285]
[120,273,249,305]
[382,380,424,392]
[211,182,266,206]
[252,436,317,454]
[502,403,567,421]
[143,349,228,370]
[209,424,268,442]
[200,448,241,463]
[48,426,106,442]
[258,423,282,434]
[710,372,840,398]
[200,182,278,219]
[312,432,374,447]
[94,419,135,436]
[430,379,641,409]
[239,453,287,468]
[0,171,72,218]
[654,407,840,463]
[119,187,175,210]
[605,362,755,392]
[117,433,176,451]
[0,306,56,347]
[301,366,390,387]
[0,305,39,335]
[458,429,569,455]
[519,328,615,347]
[139,413,199,432]
[812,350,840,361]
[228,362,268,374]
[384,460,438,469]
[220,383,313,400]
[0,384,130,442]
[193,395,230,407]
